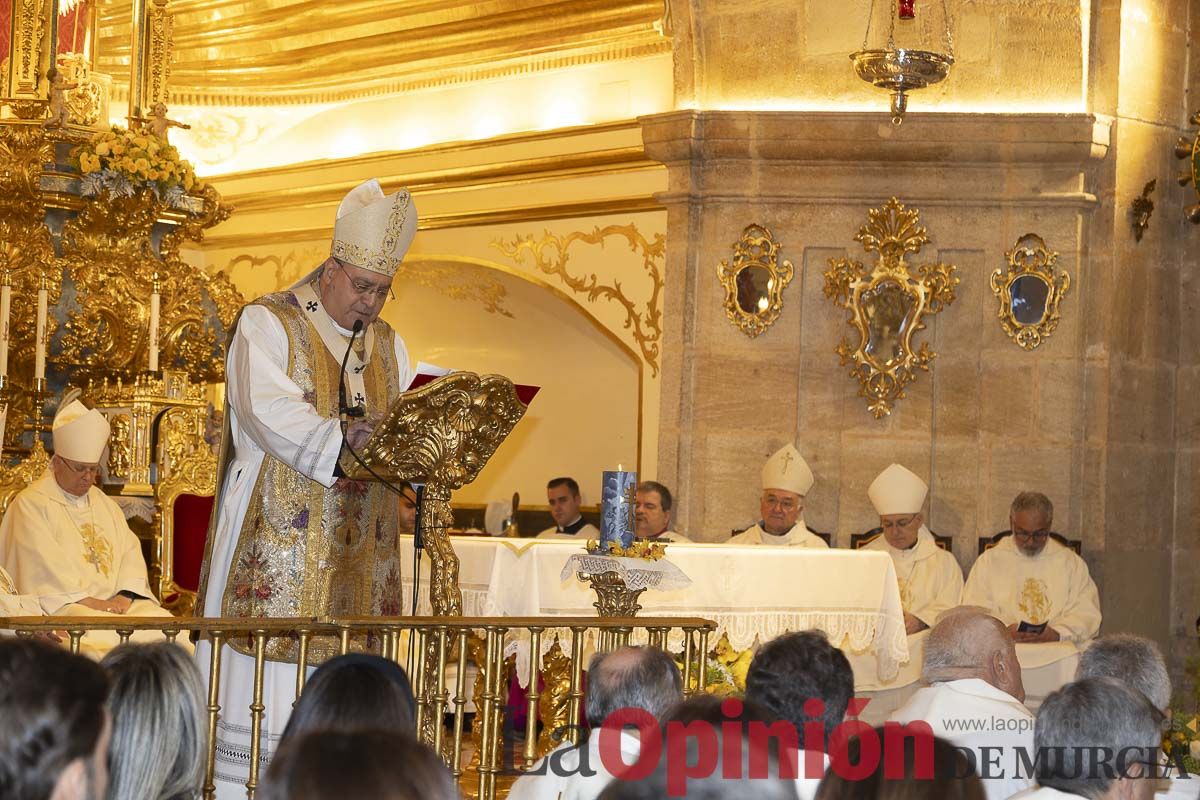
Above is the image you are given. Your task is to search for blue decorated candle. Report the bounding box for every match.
[600,468,638,550]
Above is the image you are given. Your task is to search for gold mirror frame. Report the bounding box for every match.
[717,224,794,338]
[824,198,958,418]
[989,234,1069,351]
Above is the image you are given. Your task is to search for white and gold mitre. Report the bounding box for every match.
[761,444,814,496]
[868,463,928,516]
[52,399,111,463]
[330,178,418,278]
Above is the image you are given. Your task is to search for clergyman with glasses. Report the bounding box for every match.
[963,491,1101,645]
[729,443,828,547]
[0,393,172,654]
[863,463,963,635]
[196,178,420,798]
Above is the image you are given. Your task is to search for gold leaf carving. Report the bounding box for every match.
[492,224,663,376]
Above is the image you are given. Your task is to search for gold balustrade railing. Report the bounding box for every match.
[0,615,716,800]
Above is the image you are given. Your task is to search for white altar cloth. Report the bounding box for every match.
[398,536,908,685]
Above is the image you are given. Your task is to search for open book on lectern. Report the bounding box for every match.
[342,368,539,486]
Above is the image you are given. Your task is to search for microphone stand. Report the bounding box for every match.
[337,321,430,641]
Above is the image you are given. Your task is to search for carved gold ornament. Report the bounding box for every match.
[1174,111,1200,223]
[824,198,958,418]
[493,224,664,376]
[717,224,794,338]
[990,234,1070,351]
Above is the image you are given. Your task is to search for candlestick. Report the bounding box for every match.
[600,468,638,550]
[34,275,47,382]
[0,272,11,381]
[148,272,160,372]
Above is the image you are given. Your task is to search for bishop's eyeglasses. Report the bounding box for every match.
[335,260,395,301]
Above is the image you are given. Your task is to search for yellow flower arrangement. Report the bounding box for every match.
[585,539,668,561]
[72,125,203,199]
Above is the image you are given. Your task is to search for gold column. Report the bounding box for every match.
[127,0,172,121]
[4,0,52,118]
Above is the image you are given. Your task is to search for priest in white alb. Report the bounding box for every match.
[729,444,828,547]
[0,396,170,654]
[962,490,1101,707]
[850,464,963,720]
[196,178,418,798]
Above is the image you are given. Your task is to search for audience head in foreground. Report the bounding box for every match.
[599,694,801,800]
[745,630,854,741]
[259,730,457,800]
[922,607,1025,703]
[280,653,415,743]
[0,638,110,800]
[101,642,206,800]
[1075,633,1172,713]
[814,727,986,800]
[1033,677,1163,800]
[586,645,683,729]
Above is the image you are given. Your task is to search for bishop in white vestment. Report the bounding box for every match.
[864,464,963,634]
[0,398,169,654]
[729,444,828,548]
[196,179,417,798]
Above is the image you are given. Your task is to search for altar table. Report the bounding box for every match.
[399,536,909,684]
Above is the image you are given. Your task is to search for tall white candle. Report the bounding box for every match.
[148,273,160,372]
[0,276,12,380]
[34,278,47,382]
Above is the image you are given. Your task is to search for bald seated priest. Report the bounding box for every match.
[633,481,690,542]
[537,477,601,539]
[729,444,828,547]
[865,464,963,635]
[0,397,173,655]
[963,491,1100,645]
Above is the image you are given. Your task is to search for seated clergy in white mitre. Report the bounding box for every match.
[962,491,1100,647]
[729,444,828,547]
[865,464,963,636]
[0,396,173,655]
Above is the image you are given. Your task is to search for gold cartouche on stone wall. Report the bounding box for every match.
[717,223,794,339]
[824,197,958,418]
[990,234,1070,351]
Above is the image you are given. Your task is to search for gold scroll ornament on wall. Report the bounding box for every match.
[989,234,1070,351]
[824,198,958,418]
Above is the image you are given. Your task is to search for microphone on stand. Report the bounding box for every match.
[339,319,366,426]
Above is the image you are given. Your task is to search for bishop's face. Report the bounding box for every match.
[317,258,392,330]
[760,488,803,535]
[880,513,922,550]
[1011,508,1052,556]
[51,454,100,497]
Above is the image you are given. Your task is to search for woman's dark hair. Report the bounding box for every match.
[814,726,986,800]
[259,730,457,800]
[0,638,109,800]
[280,654,415,743]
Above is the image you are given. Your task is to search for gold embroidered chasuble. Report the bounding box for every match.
[219,291,403,663]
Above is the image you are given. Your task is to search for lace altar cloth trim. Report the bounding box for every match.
[559,554,693,592]
[504,608,907,687]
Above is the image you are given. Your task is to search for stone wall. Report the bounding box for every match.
[647,0,1200,698]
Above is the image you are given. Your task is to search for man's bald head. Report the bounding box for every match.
[922,608,1025,703]
[585,646,682,728]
